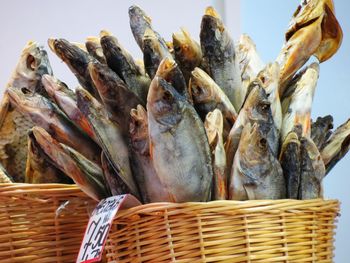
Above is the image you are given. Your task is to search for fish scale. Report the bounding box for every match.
[0,107,33,182]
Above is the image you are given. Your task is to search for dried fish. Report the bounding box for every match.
[204,109,227,200]
[147,76,213,202]
[200,7,243,111]
[229,122,285,200]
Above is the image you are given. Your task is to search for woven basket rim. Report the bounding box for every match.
[114,198,340,219]
[0,183,84,197]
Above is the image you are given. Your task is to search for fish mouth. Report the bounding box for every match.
[128,5,152,24]
[99,30,112,38]
[47,38,56,53]
[205,6,221,19]
[157,57,176,77]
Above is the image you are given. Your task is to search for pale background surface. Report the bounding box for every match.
[0,1,348,262]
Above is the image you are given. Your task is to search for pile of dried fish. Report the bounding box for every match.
[0,0,347,203]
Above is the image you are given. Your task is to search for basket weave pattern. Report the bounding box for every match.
[0,184,95,263]
[106,199,339,263]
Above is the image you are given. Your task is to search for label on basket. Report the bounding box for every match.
[77,194,141,263]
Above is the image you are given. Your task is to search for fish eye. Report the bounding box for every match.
[26,55,36,71]
[21,87,31,94]
[259,138,267,148]
[162,90,173,102]
[174,46,181,53]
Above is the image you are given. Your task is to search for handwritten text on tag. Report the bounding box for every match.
[77,194,140,263]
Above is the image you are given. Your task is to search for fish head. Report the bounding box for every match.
[257,62,280,92]
[172,28,201,61]
[76,86,104,118]
[130,105,149,155]
[200,7,226,58]
[129,5,152,27]
[244,84,272,123]
[239,122,271,164]
[189,68,215,103]
[48,38,88,75]
[156,57,177,79]
[7,86,50,113]
[143,28,167,59]
[204,109,223,146]
[147,76,183,128]
[9,41,53,92]
[88,61,119,98]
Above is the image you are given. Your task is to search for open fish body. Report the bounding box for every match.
[0,41,52,182]
[277,0,342,92]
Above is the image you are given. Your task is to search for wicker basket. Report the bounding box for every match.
[105,199,339,263]
[0,183,96,263]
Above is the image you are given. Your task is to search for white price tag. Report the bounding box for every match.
[76,194,140,263]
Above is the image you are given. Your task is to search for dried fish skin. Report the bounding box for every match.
[88,60,143,134]
[311,115,334,150]
[257,62,282,135]
[299,136,325,199]
[277,0,342,91]
[321,119,350,174]
[204,109,227,200]
[85,36,107,64]
[279,131,301,199]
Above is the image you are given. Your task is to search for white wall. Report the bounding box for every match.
[241,1,350,262]
[0,0,233,90]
